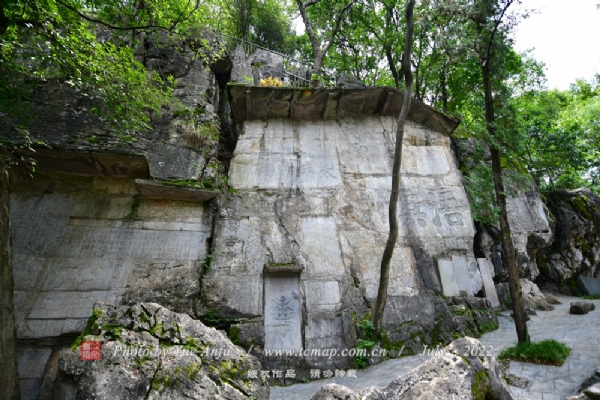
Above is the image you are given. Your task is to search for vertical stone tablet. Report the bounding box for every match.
[438,259,460,297]
[579,276,600,295]
[477,258,500,307]
[452,255,472,297]
[264,275,302,350]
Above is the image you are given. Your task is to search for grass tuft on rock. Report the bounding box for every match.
[499,340,571,366]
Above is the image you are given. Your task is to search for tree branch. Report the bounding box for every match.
[54,0,200,32]
[303,0,322,7]
[321,0,358,61]
[484,0,514,62]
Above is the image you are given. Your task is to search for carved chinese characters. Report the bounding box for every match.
[264,275,302,350]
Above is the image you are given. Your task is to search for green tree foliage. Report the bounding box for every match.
[229,0,297,53]
[294,0,357,83]
[515,75,600,194]
[0,0,231,149]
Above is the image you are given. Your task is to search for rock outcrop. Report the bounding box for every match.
[336,73,366,88]
[474,188,552,282]
[310,337,514,400]
[538,188,600,289]
[521,278,555,311]
[229,44,287,86]
[54,302,269,400]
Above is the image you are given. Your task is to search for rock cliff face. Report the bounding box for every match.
[474,189,553,282]
[6,36,227,399]
[538,188,600,289]
[5,35,223,184]
[9,43,594,398]
[201,111,497,372]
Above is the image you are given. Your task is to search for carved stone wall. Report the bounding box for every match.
[10,170,213,341]
[202,116,487,370]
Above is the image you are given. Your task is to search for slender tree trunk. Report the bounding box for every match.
[482,60,529,345]
[0,162,20,400]
[373,0,415,338]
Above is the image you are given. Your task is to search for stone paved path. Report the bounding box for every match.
[271,294,600,400]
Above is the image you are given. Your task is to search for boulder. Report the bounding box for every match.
[570,302,596,315]
[585,383,600,400]
[567,395,594,400]
[545,293,562,305]
[521,278,555,311]
[336,73,366,88]
[310,384,360,400]
[310,337,515,400]
[54,302,269,400]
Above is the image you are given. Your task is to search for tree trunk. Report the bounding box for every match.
[0,163,20,400]
[385,45,400,89]
[311,55,324,88]
[373,0,415,338]
[482,60,529,345]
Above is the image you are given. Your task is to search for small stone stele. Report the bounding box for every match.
[570,302,596,315]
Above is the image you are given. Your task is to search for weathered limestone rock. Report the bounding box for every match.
[2,34,223,183]
[521,278,555,311]
[249,49,285,84]
[311,338,514,400]
[570,302,596,315]
[473,189,552,282]
[585,383,600,400]
[505,189,553,280]
[310,383,361,400]
[455,137,552,281]
[568,395,594,400]
[55,302,269,400]
[229,45,253,84]
[538,188,600,288]
[566,368,600,400]
[545,293,562,305]
[229,46,286,86]
[336,73,366,88]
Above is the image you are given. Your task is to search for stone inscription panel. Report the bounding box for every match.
[11,193,212,339]
[399,187,473,237]
[452,255,473,297]
[264,275,302,350]
[478,258,500,307]
[438,259,460,297]
[579,276,600,296]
